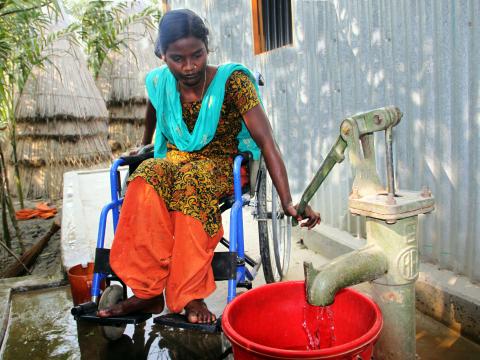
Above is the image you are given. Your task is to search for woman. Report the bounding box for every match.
[98,9,320,324]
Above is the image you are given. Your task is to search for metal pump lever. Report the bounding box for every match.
[294,106,403,225]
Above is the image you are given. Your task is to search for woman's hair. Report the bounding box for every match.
[154,9,209,57]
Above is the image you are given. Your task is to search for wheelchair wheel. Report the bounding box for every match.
[98,285,126,341]
[257,159,292,283]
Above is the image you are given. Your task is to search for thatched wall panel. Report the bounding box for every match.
[11,31,112,200]
[15,93,108,120]
[15,137,111,165]
[17,119,108,138]
[15,39,108,120]
[96,22,158,105]
[109,104,147,120]
[96,20,159,155]
[108,120,145,154]
[107,103,147,154]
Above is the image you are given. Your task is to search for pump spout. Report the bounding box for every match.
[304,245,388,306]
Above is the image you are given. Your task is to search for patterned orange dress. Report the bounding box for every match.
[130,71,260,236]
[109,70,260,312]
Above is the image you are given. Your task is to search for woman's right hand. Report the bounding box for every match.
[284,203,321,230]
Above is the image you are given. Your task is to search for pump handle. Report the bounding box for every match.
[293,106,402,226]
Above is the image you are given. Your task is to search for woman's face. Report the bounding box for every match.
[163,36,208,88]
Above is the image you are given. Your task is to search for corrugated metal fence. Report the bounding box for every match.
[170,0,480,282]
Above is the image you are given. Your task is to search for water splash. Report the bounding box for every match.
[302,303,336,350]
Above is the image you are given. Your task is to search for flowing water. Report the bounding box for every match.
[302,303,336,350]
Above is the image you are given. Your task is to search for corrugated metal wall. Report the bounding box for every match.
[169,0,480,282]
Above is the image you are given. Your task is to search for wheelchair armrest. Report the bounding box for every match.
[120,144,154,175]
[120,144,154,166]
[120,151,154,166]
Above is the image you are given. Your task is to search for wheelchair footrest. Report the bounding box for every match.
[153,313,222,333]
[72,305,151,326]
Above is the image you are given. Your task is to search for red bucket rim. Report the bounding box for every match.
[67,263,95,276]
[222,281,383,359]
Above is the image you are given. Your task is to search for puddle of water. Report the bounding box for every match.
[2,286,80,359]
[1,286,232,360]
[2,285,479,360]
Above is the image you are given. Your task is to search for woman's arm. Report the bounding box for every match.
[242,105,321,229]
[141,100,157,146]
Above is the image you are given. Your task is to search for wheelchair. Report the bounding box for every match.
[71,145,292,340]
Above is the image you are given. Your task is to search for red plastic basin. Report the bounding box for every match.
[222,281,382,359]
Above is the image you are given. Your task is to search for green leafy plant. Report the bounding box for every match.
[70,0,161,78]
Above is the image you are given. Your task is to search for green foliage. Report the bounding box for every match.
[0,1,58,127]
[70,1,161,78]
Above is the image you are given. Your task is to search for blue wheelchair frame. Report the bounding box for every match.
[90,154,254,305]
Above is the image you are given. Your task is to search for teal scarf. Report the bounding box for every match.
[145,63,261,159]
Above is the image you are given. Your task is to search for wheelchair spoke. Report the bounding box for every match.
[256,211,285,221]
[256,157,292,283]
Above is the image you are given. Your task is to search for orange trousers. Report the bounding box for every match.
[110,177,223,313]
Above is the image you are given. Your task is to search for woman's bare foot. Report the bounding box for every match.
[184,299,216,324]
[97,294,164,317]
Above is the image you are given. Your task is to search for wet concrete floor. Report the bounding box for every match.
[2,282,480,360]
[3,214,480,360]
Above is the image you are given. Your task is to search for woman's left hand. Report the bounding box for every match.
[284,203,321,229]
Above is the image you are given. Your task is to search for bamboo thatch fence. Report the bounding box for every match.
[10,36,112,200]
[96,19,159,156]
